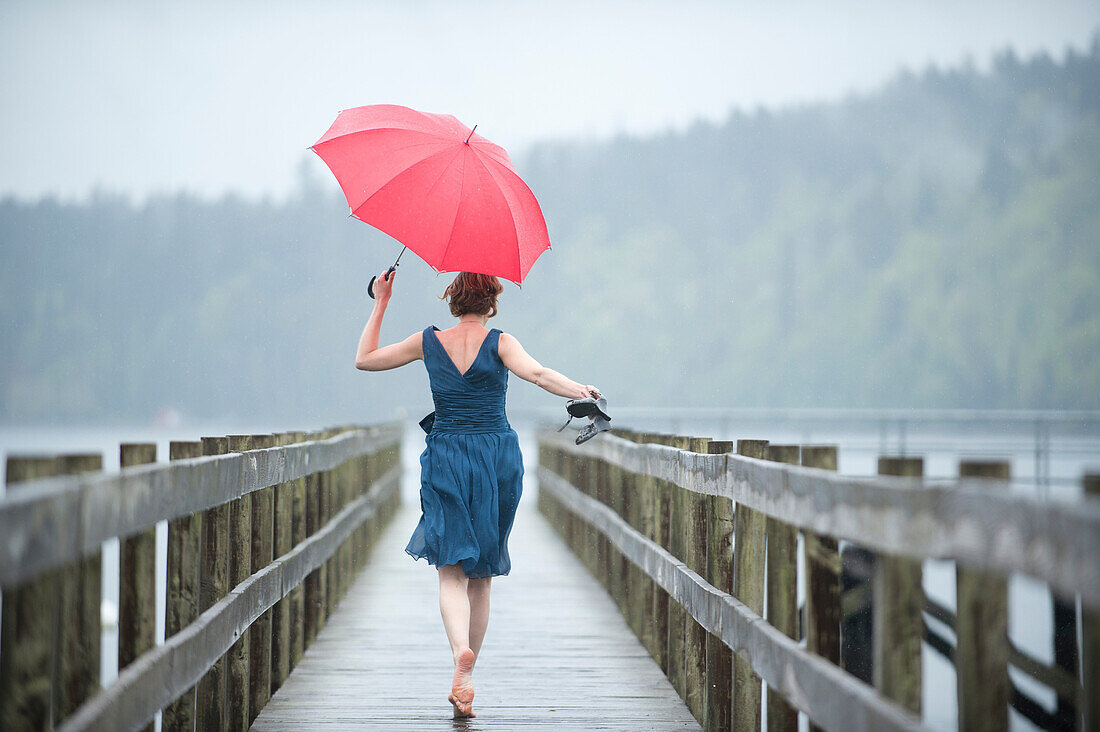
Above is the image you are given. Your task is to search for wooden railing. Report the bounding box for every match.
[537,426,1100,732]
[0,423,402,731]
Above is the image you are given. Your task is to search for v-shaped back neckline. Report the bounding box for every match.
[430,326,495,378]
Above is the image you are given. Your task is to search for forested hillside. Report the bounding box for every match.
[3,42,1098,423]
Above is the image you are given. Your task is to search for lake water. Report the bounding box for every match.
[2,415,1097,731]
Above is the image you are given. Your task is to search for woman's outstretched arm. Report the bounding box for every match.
[354,270,423,371]
[498,333,600,399]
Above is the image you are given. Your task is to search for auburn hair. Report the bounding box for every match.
[441,272,504,318]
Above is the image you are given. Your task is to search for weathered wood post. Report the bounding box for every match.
[322,428,338,622]
[956,460,1010,732]
[705,440,734,732]
[638,432,669,672]
[801,445,841,732]
[620,458,644,638]
[650,433,675,675]
[164,440,203,732]
[304,431,325,646]
[271,433,294,695]
[666,434,690,701]
[605,447,626,617]
[197,436,229,730]
[584,451,599,576]
[561,450,576,555]
[684,436,711,725]
[119,443,157,732]
[873,456,923,714]
[226,433,253,731]
[333,430,350,602]
[1081,473,1099,731]
[733,438,768,732]
[1,456,61,731]
[247,433,275,724]
[585,451,599,578]
[840,544,875,682]
[56,453,104,723]
[350,437,366,569]
[764,444,799,732]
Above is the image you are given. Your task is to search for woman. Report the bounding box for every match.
[354,269,600,719]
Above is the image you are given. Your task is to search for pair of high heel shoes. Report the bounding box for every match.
[557,396,611,445]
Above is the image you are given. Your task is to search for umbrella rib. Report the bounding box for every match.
[469,152,524,281]
[436,150,469,272]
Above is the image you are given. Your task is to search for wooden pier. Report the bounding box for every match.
[252,491,699,730]
[537,427,1100,731]
[2,419,1098,731]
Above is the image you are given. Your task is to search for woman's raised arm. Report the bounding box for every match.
[497,333,600,399]
[354,269,423,371]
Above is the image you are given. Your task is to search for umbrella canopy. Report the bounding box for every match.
[311,104,551,284]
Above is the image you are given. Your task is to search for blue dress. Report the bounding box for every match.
[404,326,524,578]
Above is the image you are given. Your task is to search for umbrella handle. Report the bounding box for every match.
[366,266,397,299]
[366,246,407,299]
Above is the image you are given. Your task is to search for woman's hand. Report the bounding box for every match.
[581,385,602,399]
[372,268,395,303]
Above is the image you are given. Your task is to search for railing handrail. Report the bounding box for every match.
[538,466,925,731]
[55,463,400,732]
[540,428,1100,608]
[0,423,402,588]
[517,405,1100,425]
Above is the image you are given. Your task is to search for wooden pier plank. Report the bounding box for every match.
[252,483,699,730]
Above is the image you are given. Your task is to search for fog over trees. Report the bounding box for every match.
[2,42,1098,424]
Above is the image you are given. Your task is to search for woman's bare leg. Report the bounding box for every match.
[437,564,470,656]
[438,565,476,717]
[467,577,492,665]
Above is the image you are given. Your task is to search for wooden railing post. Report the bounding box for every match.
[666,435,690,702]
[247,433,275,724]
[705,440,734,732]
[684,436,711,726]
[584,452,599,576]
[621,458,643,639]
[226,433,253,731]
[164,440,203,732]
[334,429,351,602]
[56,453,104,724]
[197,436,229,730]
[321,428,338,623]
[956,460,1010,732]
[271,433,294,696]
[733,439,768,732]
[801,445,841,732]
[605,450,626,620]
[764,444,799,732]
[1,456,61,732]
[118,444,157,732]
[638,433,669,673]
[874,456,924,715]
[1081,473,1099,731]
[304,431,325,646]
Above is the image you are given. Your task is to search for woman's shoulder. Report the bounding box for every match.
[496,330,521,352]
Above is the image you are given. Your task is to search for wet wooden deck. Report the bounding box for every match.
[251,437,699,731]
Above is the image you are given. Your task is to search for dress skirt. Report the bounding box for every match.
[404,429,524,579]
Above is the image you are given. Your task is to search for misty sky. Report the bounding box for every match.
[2,0,1098,202]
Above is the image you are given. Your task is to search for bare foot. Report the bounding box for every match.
[448,647,476,718]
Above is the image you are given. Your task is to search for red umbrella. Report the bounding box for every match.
[311,104,551,292]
